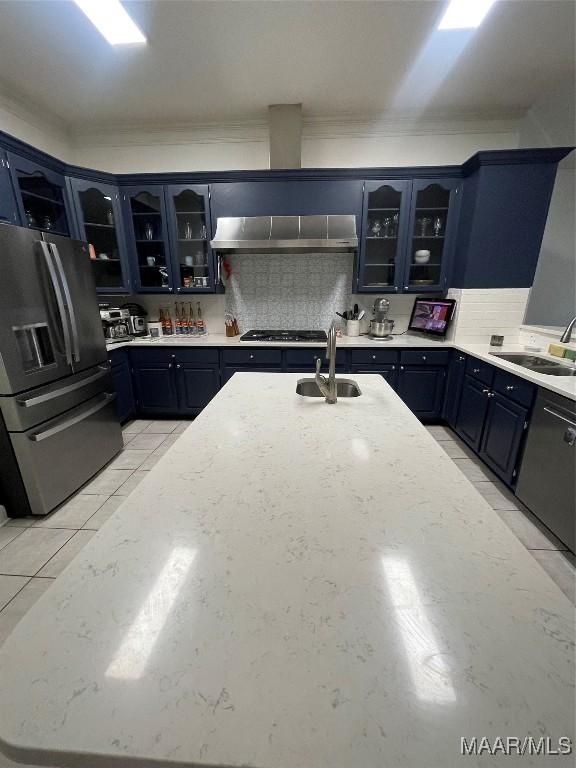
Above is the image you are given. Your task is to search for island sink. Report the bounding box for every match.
[296,378,362,398]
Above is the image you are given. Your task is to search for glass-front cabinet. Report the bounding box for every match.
[357,177,460,293]
[123,186,173,292]
[358,180,411,292]
[69,179,130,293]
[8,153,71,235]
[165,184,216,293]
[403,179,461,293]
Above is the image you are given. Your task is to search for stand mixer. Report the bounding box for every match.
[369,297,395,339]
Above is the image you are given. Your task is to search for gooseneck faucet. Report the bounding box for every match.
[315,322,337,403]
[560,315,576,344]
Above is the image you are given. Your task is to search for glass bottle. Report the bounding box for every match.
[189,302,197,335]
[196,301,206,335]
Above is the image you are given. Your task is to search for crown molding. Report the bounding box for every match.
[0,81,70,144]
[69,109,525,149]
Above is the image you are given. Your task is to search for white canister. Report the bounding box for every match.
[347,319,360,337]
[414,249,431,264]
[148,322,163,339]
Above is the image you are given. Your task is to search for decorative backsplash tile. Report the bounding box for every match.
[224,253,354,331]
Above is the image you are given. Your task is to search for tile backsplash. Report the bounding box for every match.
[224,253,354,331]
[447,288,530,344]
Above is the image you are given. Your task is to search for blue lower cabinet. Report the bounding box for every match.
[443,352,467,426]
[350,365,398,389]
[176,365,220,414]
[455,375,490,450]
[397,366,446,419]
[479,393,529,486]
[132,362,179,415]
[109,352,135,423]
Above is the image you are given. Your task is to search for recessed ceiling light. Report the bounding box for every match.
[438,0,497,30]
[74,0,146,45]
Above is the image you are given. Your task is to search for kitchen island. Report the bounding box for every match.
[0,373,573,767]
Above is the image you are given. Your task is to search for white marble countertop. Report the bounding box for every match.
[107,334,576,401]
[0,374,573,767]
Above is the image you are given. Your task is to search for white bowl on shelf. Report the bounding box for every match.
[414,249,431,264]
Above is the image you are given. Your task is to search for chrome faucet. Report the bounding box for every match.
[315,322,337,403]
[560,315,576,344]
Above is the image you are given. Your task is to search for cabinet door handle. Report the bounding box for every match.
[176,364,181,369]
[506,385,515,391]
[487,392,495,398]
[422,355,426,361]
[473,368,480,374]
[459,356,465,361]
[400,365,404,370]
[392,365,396,370]
[372,355,376,360]
[482,388,491,394]
[249,354,254,359]
[169,363,173,369]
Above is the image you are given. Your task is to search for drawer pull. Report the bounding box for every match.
[459,356,465,361]
[422,355,427,361]
[250,354,254,359]
[372,355,376,360]
[482,389,491,394]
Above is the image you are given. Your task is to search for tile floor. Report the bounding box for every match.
[0,418,190,646]
[0,420,574,654]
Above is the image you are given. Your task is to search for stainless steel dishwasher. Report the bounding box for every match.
[516,389,576,553]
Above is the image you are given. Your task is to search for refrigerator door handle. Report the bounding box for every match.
[16,365,110,408]
[39,241,73,367]
[50,243,80,364]
[28,393,116,442]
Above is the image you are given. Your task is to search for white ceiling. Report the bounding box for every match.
[0,0,573,130]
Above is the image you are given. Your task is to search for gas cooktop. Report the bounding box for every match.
[240,329,328,343]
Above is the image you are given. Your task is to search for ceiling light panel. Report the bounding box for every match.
[438,0,497,30]
[74,0,146,45]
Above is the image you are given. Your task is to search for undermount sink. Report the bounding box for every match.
[296,378,362,398]
[491,353,576,376]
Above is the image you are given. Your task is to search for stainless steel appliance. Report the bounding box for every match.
[369,298,395,339]
[516,390,575,553]
[211,215,358,254]
[240,330,327,343]
[0,223,122,517]
[122,302,148,337]
[100,308,132,342]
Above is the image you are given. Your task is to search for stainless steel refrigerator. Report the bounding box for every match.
[0,223,122,517]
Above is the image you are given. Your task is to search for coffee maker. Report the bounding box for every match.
[121,303,148,337]
[369,298,395,339]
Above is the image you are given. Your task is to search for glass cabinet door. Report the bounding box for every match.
[8,153,71,235]
[166,184,215,293]
[70,180,130,293]
[124,186,173,292]
[358,180,411,292]
[404,179,460,292]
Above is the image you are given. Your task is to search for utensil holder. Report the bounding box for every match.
[347,319,360,337]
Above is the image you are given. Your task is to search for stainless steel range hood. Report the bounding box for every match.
[210,215,358,254]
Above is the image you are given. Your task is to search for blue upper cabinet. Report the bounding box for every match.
[210,180,363,221]
[165,184,216,293]
[0,151,18,224]
[7,152,72,236]
[357,179,411,293]
[402,178,461,293]
[453,151,569,289]
[69,178,131,294]
[122,185,174,293]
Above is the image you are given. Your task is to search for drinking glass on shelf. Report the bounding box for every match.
[433,216,443,237]
[418,217,431,237]
[371,219,382,237]
[42,216,52,231]
[200,223,207,240]
[106,209,114,226]
[144,222,154,240]
[391,212,399,237]
[383,217,392,238]
[183,221,193,240]
[25,210,36,228]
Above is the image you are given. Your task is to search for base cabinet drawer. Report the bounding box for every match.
[397,366,446,419]
[350,365,398,389]
[222,349,282,366]
[222,366,282,384]
[493,370,535,407]
[350,349,398,366]
[400,350,450,366]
